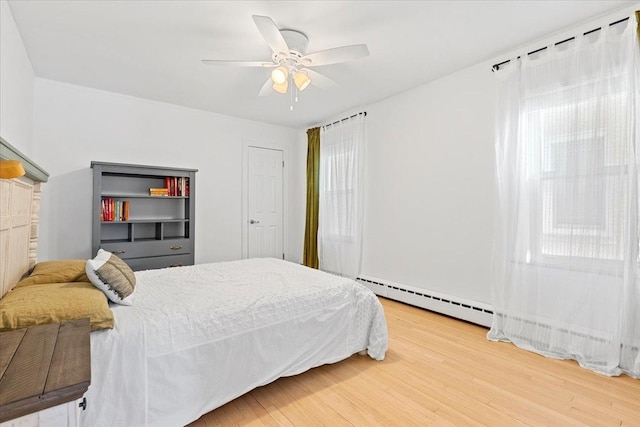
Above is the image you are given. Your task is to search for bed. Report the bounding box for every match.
[0,255,388,427]
[82,257,387,426]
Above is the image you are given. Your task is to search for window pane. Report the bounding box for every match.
[526,89,629,262]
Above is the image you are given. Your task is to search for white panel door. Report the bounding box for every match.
[247,147,283,259]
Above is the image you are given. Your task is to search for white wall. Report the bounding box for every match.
[361,63,496,304]
[0,1,35,155]
[298,64,497,305]
[32,79,302,264]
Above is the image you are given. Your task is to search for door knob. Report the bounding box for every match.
[249,219,260,224]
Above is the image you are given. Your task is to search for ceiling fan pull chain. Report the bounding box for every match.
[290,74,294,111]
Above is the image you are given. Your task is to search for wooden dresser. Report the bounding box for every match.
[0,318,90,426]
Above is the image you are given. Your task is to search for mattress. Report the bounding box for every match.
[82,258,388,427]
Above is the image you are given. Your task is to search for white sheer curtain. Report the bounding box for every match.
[489,16,639,377]
[318,114,365,279]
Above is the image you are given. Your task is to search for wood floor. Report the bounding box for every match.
[189,297,640,426]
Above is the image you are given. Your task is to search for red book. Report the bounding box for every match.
[165,177,170,195]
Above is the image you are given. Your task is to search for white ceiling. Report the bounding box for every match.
[8,1,635,129]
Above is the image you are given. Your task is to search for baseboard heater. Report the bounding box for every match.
[356,275,493,327]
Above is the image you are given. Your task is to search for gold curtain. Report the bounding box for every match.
[636,11,639,39]
[302,127,320,268]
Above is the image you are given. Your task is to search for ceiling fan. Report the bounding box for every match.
[201,15,369,100]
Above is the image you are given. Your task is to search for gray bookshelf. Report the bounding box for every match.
[91,161,197,271]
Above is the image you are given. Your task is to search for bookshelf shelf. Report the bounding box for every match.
[100,238,131,244]
[101,219,190,224]
[101,193,189,199]
[92,162,197,271]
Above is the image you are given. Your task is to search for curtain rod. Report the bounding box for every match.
[322,111,367,128]
[491,16,630,72]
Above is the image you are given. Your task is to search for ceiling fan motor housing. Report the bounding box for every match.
[280,30,309,57]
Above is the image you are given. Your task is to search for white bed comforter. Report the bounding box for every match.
[82,258,387,427]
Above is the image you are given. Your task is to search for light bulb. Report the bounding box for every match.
[271,66,288,84]
[294,71,311,91]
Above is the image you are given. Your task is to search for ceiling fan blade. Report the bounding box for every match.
[258,77,274,96]
[252,15,289,55]
[201,60,274,67]
[305,69,339,90]
[301,44,369,67]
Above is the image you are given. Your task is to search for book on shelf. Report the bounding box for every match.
[149,187,169,196]
[122,200,129,221]
[163,176,190,196]
[101,198,130,222]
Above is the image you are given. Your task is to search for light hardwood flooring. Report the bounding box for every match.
[189,297,640,426]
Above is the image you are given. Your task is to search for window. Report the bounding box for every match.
[321,148,357,240]
[524,88,632,264]
[491,15,640,378]
[317,114,365,279]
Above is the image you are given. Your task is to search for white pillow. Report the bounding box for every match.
[86,249,136,306]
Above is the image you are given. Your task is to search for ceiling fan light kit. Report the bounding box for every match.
[271,66,289,84]
[273,80,288,94]
[293,71,311,91]
[201,15,369,109]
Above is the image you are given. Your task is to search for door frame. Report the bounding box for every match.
[241,139,289,260]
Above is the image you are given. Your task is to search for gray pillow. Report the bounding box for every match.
[86,249,136,305]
